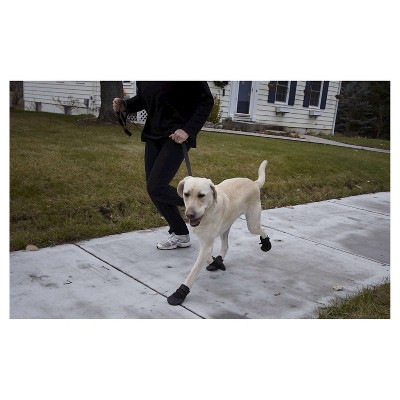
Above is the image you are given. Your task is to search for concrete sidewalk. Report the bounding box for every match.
[9,192,390,319]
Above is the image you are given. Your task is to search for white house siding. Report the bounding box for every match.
[207,81,340,134]
[254,81,340,134]
[24,81,136,116]
[208,82,232,120]
[24,81,98,115]
[23,81,340,134]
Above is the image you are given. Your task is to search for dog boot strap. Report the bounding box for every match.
[260,236,272,252]
[167,284,190,306]
[206,255,226,271]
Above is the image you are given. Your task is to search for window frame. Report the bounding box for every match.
[308,81,323,109]
[274,81,291,105]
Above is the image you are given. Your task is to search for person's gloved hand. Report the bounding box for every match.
[113,98,125,113]
[169,129,189,144]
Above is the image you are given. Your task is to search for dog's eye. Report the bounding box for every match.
[184,193,190,197]
[198,193,205,198]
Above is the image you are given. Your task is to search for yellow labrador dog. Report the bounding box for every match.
[167,160,271,305]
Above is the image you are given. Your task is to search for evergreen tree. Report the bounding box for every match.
[368,81,390,139]
[335,81,390,139]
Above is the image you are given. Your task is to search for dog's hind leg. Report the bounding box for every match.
[220,227,230,259]
[245,202,265,236]
[245,203,272,252]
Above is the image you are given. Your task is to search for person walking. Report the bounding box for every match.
[113,81,214,249]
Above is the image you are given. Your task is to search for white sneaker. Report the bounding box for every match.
[156,233,191,250]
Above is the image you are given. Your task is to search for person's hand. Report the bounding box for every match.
[113,98,125,112]
[169,129,189,144]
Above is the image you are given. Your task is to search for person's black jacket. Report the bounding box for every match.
[125,81,214,148]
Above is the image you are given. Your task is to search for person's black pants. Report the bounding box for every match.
[145,138,190,235]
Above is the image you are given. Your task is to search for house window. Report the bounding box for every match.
[309,81,322,107]
[275,81,289,103]
[303,81,329,109]
[268,81,297,105]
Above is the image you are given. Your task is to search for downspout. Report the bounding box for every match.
[332,81,342,135]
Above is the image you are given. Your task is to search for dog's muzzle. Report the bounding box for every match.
[186,210,202,227]
[189,217,202,227]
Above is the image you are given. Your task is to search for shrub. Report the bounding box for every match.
[208,95,222,123]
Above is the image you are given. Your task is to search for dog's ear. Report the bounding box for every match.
[177,177,190,198]
[209,182,217,203]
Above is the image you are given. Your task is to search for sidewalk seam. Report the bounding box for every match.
[255,221,390,267]
[74,244,205,319]
[326,200,390,217]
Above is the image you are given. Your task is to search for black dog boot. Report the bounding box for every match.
[206,255,226,271]
[167,284,190,306]
[260,236,272,252]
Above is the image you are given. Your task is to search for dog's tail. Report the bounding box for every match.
[255,160,268,189]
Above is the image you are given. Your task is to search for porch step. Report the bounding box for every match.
[222,119,285,133]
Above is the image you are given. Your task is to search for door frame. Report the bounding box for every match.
[229,81,258,120]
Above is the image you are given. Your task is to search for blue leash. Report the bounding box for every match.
[181,142,192,176]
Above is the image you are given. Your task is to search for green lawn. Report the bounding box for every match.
[10,110,390,251]
[318,280,390,319]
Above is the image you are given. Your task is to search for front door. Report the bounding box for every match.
[236,81,252,114]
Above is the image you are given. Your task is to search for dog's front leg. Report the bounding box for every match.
[167,240,213,306]
[206,228,230,272]
[184,240,214,288]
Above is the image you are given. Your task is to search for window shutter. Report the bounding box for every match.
[288,81,297,105]
[320,81,329,109]
[303,81,311,107]
[268,81,277,103]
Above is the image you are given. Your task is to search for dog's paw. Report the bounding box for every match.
[260,236,272,252]
[206,255,226,271]
[167,284,190,306]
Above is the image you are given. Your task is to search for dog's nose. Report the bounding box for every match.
[186,211,196,220]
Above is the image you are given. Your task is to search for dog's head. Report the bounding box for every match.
[177,176,217,227]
